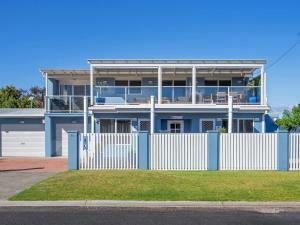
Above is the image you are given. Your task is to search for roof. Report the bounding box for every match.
[41,69,89,76]
[88,59,267,65]
[0,108,45,118]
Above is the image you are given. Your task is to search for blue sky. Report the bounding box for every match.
[0,0,299,107]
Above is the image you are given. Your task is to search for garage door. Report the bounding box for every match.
[56,123,83,157]
[1,124,45,157]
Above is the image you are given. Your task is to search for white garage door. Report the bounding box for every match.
[1,124,45,157]
[56,123,83,157]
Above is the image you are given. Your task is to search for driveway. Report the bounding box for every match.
[0,157,67,200]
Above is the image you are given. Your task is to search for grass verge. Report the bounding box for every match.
[10,170,300,201]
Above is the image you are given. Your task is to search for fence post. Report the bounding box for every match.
[277,130,289,171]
[138,131,149,170]
[68,130,79,170]
[207,130,219,170]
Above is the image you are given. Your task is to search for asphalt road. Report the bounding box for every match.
[1,207,300,225]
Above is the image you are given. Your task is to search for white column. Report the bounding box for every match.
[45,74,48,111]
[91,113,95,133]
[262,111,266,133]
[90,65,94,105]
[260,65,265,105]
[264,71,267,105]
[150,95,155,134]
[228,95,233,133]
[83,96,88,135]
[157,66,162,104]
[192,66,196,104]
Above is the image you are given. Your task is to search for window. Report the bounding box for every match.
[219,80,232,86]
[100,119,115,133]
[204,80,218,86]
[174,80,186,86]
[60,85,72,96]
[115,80,128,86]
[117,120,131,133]
[200,120,215,132]
[129,80,141,94]
[139,120,150,132]
[167,120,184,133]
[162,80,173,86]
[221,119,253,133]
[73,85,85,96]
[239,119,254,133]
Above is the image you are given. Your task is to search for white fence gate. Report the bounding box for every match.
[220,133,278,170]
[79,133,138,170]
[150,133,208,170]
[289,133,300,170]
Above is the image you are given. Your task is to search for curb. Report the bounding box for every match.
[1,200,300,210]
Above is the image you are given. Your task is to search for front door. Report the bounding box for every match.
[167,120,184,133]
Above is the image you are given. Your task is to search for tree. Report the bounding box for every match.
[0,85,45,108]
[276,104,300,131]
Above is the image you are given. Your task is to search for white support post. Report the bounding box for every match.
[90,65,94,105]
[91,113,95,133]
[192,66,196,104]
[262,111,266,133]
[158,66,162,104]
[150,95,155,134]
[228,95,233,133]
[260,65,265,105]
[83,96,88,135]
[264,71,267,105]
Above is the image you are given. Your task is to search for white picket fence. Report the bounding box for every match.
[149,133,208,170]
[79,133,138,170]
[219,133,278,170]
[289,133,300,170]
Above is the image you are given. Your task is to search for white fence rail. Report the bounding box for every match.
[289,133,300,170]
[79,133,138,170]
[220,133,278,170]
[149,133,208,170]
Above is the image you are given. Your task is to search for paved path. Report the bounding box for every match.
[0,157,67,200]
[1,207,300,225]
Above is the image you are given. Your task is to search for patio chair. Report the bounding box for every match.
[216,92,227,104]
[203,94,213,104]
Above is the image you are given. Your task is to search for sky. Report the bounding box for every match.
[0,0,299,107]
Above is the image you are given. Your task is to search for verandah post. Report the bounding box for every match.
[207,130,219,170]
[138,131,149,170]
[68,130,79,170]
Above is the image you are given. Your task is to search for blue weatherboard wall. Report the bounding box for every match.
[265,114,278,132]
[47,78,59,95]
[45,113,85,156]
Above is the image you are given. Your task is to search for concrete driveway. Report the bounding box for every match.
[0,157,67,200]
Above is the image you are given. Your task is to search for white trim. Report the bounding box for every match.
[199,119,216,132]
[90,65,94,105]
[167,120,184,133]
[91,63,263,68]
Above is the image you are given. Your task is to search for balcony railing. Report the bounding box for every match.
[45,96,89,113]
[196,86,261,104]
[94,86,261,105]
[45,86,261,112]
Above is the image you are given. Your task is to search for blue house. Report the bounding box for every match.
[0,59,277,157]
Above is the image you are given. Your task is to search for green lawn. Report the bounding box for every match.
[10,170,300,201]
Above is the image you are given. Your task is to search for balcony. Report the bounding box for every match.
[45,96,89,113]
[94,86,261,105]
[45,86,261,112]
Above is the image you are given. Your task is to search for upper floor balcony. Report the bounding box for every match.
[94,85,261,105]
[42,59,267,112]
